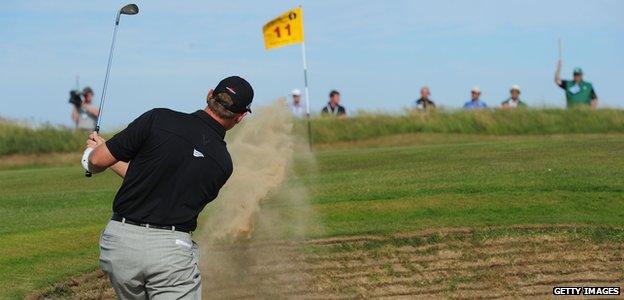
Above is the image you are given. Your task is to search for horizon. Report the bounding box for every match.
[1,0,623,128]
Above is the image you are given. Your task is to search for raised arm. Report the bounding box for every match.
[554,59,563,86]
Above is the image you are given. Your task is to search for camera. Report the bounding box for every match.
[68,90,83,109]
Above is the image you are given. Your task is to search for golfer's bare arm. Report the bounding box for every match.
[88,144,115,173]
[89,144,128,178]
[554,60,562,86]
[110,161,129,178]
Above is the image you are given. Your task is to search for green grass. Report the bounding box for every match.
[1,133,623,298]
[294,134,624,236]
[303,108,624,143]
[0,167,119,299]
[0,119,88,155]
[3,109,624,155]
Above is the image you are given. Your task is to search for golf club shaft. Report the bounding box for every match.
[97,15,120,132]
[86,15,120,177]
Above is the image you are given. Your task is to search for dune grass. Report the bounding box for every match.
[303,108,624,143]
[0,119,87,156]
[1,133,623,298]
[2,108,624,155]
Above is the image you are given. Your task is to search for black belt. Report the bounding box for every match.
[111,213,191,233]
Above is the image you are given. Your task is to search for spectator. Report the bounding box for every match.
[321,90,346,117]
[463,86,488,109]
[415,86,436,110]
[71,86,99,131]
[289,88,305,118]
[501,85,527,109]
[555,60,598,108]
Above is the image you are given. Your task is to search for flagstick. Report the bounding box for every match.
[301,40,312,150]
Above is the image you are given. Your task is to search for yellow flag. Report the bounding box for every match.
[262,7,304,50]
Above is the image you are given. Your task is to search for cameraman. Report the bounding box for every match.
[71,87,99,131]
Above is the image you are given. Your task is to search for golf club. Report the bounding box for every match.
[85,3,139,177]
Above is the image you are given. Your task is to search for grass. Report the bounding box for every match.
[0,119,88,155]
[303,108,624,143]
[1,133,623,298]
[2,108,624,155]
[0,165,117,299]
[296,133,624,236]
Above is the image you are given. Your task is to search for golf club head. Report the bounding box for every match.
[120,4,139,15]
[115,4,139,25]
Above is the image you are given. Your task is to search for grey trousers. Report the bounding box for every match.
[99,220,201,299]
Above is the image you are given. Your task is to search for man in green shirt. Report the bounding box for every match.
[555,60,598,108]
[501,84,527,109]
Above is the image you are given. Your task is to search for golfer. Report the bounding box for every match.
[81,76,253,299]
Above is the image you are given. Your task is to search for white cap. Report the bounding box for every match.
[510,84,521,92]
[291,89,301,96]
[471,86,481,93]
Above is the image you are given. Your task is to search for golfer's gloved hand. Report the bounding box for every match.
[82,132,106,172]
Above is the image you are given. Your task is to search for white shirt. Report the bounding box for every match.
[508,99,519,108]
[290,103,305,118]
[77,106,97,130]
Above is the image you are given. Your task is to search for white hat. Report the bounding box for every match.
[471,86,481,93]
[510,84,521,92]
[291,89,301,96]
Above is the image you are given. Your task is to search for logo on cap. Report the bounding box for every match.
[226,87,237,94]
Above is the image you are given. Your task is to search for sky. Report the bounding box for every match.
[1,0,623,129]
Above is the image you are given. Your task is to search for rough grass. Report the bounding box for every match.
[303,108,624,143]
[2,108,624,155]
[0,152,78,170]
[0,118,90,155]
[2,133,623,298]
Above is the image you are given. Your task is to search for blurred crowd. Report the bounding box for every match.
[70,61,600,128]
[288,60,598,118]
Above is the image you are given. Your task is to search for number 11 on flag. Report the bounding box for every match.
[262,7,304,50]
[262,6,313,149]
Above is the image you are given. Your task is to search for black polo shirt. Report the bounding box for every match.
[105,108,233,231]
